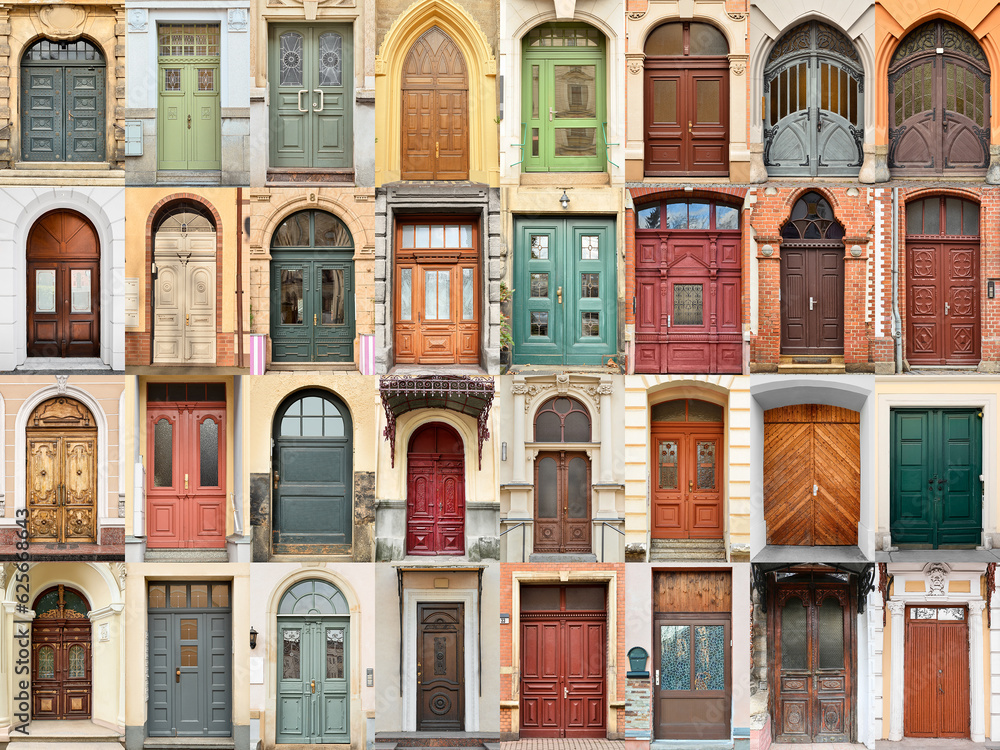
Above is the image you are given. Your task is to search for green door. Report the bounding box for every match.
[269,25,353,169]
[157,24,221,171]
[521,23,606,172]
[513,217,616,365]
[891,408,982,547]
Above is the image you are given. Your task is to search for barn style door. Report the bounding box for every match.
[406,423,465,555]
[146,383,227,549]
[27,209,100,359]
[905,197,980,366]
[147,582,232,737]
[643,22,729,176]
[401,27,468,180]
[22,39,106,162]
[417,603,464,731]
[634,200,741,373]
[889,21,990,176]
[904,605,970,738]
[157,24,221,171]
[763,404,860,546]
[32,586,91,719]
[772,581,854,743]
[891,408,982,548]
[763,22,864,177]
[520,585,607,738]
[269,25,353,170]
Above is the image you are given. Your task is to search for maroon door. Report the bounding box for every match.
[634,199,741,373]
[534,451,591,554]
[31,585,91,719]
[417,602,464,731]
[904,605,970,738]
[520,585,607,738]
[406,423,465,555]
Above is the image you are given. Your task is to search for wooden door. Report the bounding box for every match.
[772,582,853,743]
[904,605,970,738]
[406,423,465,555]
[891,408,981,548]
[653,571,731,740]
[401,27,468,180]
[534,451,591,553]
[764,405,860,546]
[416,603,464,731]
[153,231,217,365]
[147,582,232,737]
[32,585,91,719]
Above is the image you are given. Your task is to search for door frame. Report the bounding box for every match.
[649,420,725,540]
[405,421,466,556]
[31,585,93,720]
[903,603,970,738]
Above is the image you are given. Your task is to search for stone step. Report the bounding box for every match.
[155,171,220,186]
[650,538,727,561]
[529,553,598,562]
[0,170,125,184]
[144,548,229,563]
[143,739,234,749]
[374,732,501,748]
[650,741,733,750]
[9,743,123,750]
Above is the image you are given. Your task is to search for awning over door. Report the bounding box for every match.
[751,562,875,613]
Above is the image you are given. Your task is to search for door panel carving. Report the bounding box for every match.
[417,603,464,731]
[905,606,970,737]
[406,423,465,555]
[32,585,91,719]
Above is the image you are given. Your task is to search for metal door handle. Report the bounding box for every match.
[667,315,671,328]
[557,286,562,304]
[688,480,693,492]
[273,470,279,489]
[436,141,440,158]
[812,483,818,497]
[817,114,823,133]
[928,474,938,489]
[311,680,315,694]
[185,313,189,326]
[184,473,189,490]
[809,296,816,311]
[314,89,324,112]
[688,120,692,134]
[563,686,568,698]
[549,107,555,122]
[187,114,191,129]
[297,90,307,113]
[175,668,180,683]
[945,302,950,316]
[937,477,946,490]
[314,313,317,325]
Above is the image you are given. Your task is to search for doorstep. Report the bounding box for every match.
[753,545,869,563]
[776,355,846,375]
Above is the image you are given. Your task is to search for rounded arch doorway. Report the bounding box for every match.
[406,422,465,555]
[32,584,92,719]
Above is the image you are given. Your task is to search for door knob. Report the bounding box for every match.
[557,286,563,304]
[175,668,180,683]
[809,296,816,311]
[187,114,191,129]
[311,679,316,694]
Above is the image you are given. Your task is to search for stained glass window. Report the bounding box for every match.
[660,625,690,689]
[693,625,725,690]
[279,32,303,86]
[198,68,215,92]
[158,24,221,57]
[164,68,181,91]
[697,441,716,490]
[582,311,600,336]
[199,419,219,487]
[326,629,345,678]
[530,235,549,260]
[658,440,678,489]
[530,311,548,337]
[318,33,343,87]
[68,645,86,678]
[153,418,173,488]
[581,273,599,298]
[581,235,599,260]
[283,629,301,679]
[38,646,55,679]
[530,273,549,298]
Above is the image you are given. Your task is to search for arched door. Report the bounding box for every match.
[406,422,465,555]
[905,196,980,365]
[26,397,97,544]
[270,210,355,363]
[401,27,468,180]
[889,20,990,176]
[764,22,863,177]
[22,39,106,162]
[153,204,217,364]
[643,22,729,176]
[276,579,350,744]
[779,192,845,355]
[27,209,100,358]
[32,585,91,719]
[272,390,353,554]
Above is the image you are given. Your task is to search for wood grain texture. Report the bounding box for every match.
[904,607,970,738]
[653,570,731,612]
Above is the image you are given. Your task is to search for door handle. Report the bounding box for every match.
[184,473,189,490]
[563,686,568,698]
[688,480,693,492]
[175,668,180,683]
[945,302,950,316]
[187,114,191,129]
[667,315,671,328]
[297,89,307,113]
[809,296,816,311]
[812,483,818,497]
[311,679,316,694]
[937,477,946,490]
[817,114,823,133]
[557,286,562,304]
[549,107,555,122]
[688,120,692,134]
[314,89,323,112]
[273,470,279,489]
[185,313,189,327]
[928,474,937,489]
[435,141,440,158]
[314,313,317,326]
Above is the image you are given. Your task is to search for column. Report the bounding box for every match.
[887,600,905,741]
[511,381,526,483]
[599,381,613,482]
[970,601,986,742]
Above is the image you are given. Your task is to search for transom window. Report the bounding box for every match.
[34,586,90,619]
[780,192,845,241]
[644,22,728,56]
[399,222,475,250]
[23,39,102,62]
[156,203,216,233]
[279,578,349,615]
[905,197,979,236]
[651,398,724,422]
[273,209,352,248]
[534,396,592,442]
[148,582,231,608]
[158,24,221,58]
[637,199,740,231]
[147,382,226,402]
[278,392,346,437]
[527,25,603,47]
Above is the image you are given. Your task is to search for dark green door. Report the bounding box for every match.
[22,39,106,162]
[269,24,353,169]
[891,408,982,547]
[513,217,616,365]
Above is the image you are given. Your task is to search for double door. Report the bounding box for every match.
[158,25,221,171]
[276,618,350,743]
[32,618,91,718]
[780,245,844,355]
[891,408,982,548]
[22,53,106,162]
[417,603,464,731]
[906,240,979,365]
[904,605,970,738]
[271,255,354,362]
[407,455,465,555]
[395,261,479,365]
[153,238,216,364]
[26,430,97,544]
[651,427,722,539]
[534,451,591,554]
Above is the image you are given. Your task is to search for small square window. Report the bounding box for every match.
[581,235,599,260]
[582,311,600,337]
[581,273,599,298]
[530,311,549,337]
[531,235,549,260]
[530,273,549,298]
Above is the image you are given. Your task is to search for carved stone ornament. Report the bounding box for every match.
[37,5,88,40]
[55,375,69,394]
[726,11,747,21]
[926,563,948,597]
[628,59,643,75]
[627,9,646,20]
[228,9,249,32]
[128,8,148,32]
[886,600,905,616]
[730,60,746,76]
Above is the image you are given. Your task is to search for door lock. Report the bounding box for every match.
[557,286,563,304]
[809,296,816,311]
[436,141,440,158]
[187,114,191,129]
[311,679,316,694]
[945,302,950,316]
[175,668,180,683]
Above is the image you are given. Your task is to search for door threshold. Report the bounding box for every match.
[144,548,228,563]
[753,545,869,563]
[16,357,112,373]
[267,362,358,371]
[529,553,598,562]
[650,740,733,750]
[143,739,234,749]
[155,171,222,186]
[267,168,355,185]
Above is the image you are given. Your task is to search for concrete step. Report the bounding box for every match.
[650,741,733,750]
[650,538,727,561]
[0,171,125,184]
[528,553,598,562]
[8,743,123,750]
[143,739,234,749]
[777,355,846,375]
[155,171,220,186]
[374,732,501,749]
[144,548,228,563]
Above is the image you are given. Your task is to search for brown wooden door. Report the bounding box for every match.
[32,585,91,719]
[780,246,844,355]
[534,451,591,554]
[401,26,469,180]
[651,424,723,539]
[406,423,465,555]
[905,605,970,738]
[763,405,860,546]
[27,209,100,358]
[417,602,464,731]
[520,585,607,738]
[772,581,854,743]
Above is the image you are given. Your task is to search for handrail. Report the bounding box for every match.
[599,521,624,562]
[501,521,528,563]
[511,123,528,167]
[601,122,619,168]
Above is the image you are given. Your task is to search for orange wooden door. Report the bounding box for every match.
[651,425,723,539]
[905,605,970,738]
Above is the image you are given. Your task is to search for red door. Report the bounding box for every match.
[406,423,465,555]
[904,605,970,738]
[147,385,226,548]
[520,585,607,738]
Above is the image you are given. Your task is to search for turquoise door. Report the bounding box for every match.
[513,217,617,365]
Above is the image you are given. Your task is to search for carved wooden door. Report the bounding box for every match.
[904,605,970,738]
[417,603,464,731]
[406,423,465,555]
[32,585,91,719]
[534,451,591,554]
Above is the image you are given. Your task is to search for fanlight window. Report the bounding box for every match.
[24,39,103,62]
[636,200,740,231]
[278,392,346,437]
[34,586,90,619]
[156,203,215,233]
[780,192,845,241]
[273,210,353,248]
[534,397,592,442]
[651,399,724,422]
[278,578,349,615]
[644,22,728,56]
[906,197,979,236]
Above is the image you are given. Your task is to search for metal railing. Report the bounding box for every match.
[601,122,619,168]
[511,123,528,167]
[599,522,624,562]
[500,521,528,562]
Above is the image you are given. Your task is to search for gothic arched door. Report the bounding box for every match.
[406,422,465,555]
[32,585,92,719]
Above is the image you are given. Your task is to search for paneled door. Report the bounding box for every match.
[157,24,221,171]
[771,581,854,743]
[534,452,591,554]
[32,586,91,719]
[401,26,468,180]
[147,582,232,738]
[514,218,616,365]
[146,383,227,549]
[891,408,982,548]
[406,423,465,555]
[904,605,970,738]
[27,209,100,359]
[22,39,106,162]
[417,603,464,731]
[763,405,860,546]
[905,196,980,366]
[26,397,97,544]
[520,585,607,738]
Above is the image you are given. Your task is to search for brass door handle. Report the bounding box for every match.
[314,313,317,326]
[688,120,692,134]
[688,480,693,492]
[185,313,189,326]
[557,286,563,304]
[175,668,180,683]
[187,114,191,129]
[273,470,279,489]
[184,473,189,490]
[435,141,440,158]
[311,679,316,694]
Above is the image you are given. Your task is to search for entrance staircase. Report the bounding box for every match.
[649,538,727,561]
[375,730,502,750]
[4,163,124,185]
[777,354,846,374]
[6,720,124,750]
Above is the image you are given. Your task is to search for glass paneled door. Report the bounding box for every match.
[31,586,92,720]
[270,25,353,170]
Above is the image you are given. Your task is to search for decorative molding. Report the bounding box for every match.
[627,59,643,75]
[729,54,748,76]
[925,562,948,596]
[55,375,69,394]
[726,11,747,21]
[127,8,148,32]
[626,10,646,20]
[37,5,88,39]
[886,600,905,616]
[228,8,249,32]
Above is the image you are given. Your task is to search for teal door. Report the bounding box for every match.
[269,24,353,169]
[276,580,350,744]
[513,217,617,365]
[891,408,982,547]
[22,39,106,162]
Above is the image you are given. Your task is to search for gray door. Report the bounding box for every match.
[147,582,232,737]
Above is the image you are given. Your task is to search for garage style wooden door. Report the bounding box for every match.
[520,585,606,737]
[905,197,980,366]
[32,586,91,719]
[905,605,970,738]
[417,603,464,731]
[407,423,465,555]
[763,404,860,546]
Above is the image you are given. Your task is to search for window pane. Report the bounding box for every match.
[938,607,965,620]
[198,68,215,92]
[658,440,678,489]
[326,629,345,679]
[149,585,166,608]
[279,32,303,87]
[963,201,979,235]
[530,273,549,298]
[535,411,560,441]
[446,225,460,247]
[462,268,474,320]
[280,269,304,324]
[565,586,604,610]
[924,200,940,234]
[693,625,725,690]
[190,585,208,607]
[688,203,710,230]
[673,284,703,325]
[530,311,548,337]
[567,457,588,518]
[581,235,599,260]
[688,399,723,422]
[402,225,414,248]
[437,270,450,319]
[553,65,597,118]
[154,418,173,488]
[716,205,739,230]
[531,235,549,260]
[460,225,473,247]
[554,127,596,156]
[660,625,691,689]
[71,270,91,313]
[531,65,540,119]
[35,270,56,313]
[906,200,923,234]
[696,440,716,490]
[322,269,345,325]
[318,32,342,87]
[400,268,412,320]
[564,411,590,442]
[68,645,86,679]
[211,585,229,607]
[817,599,844,670]
[696,79,721,123]
[945,198,962,235]
[581,273,599,298]
[651,400,686,422]
[582,311,600,337]
[666,202,687,229]
[645,23,683,55]
[780,597,808,670]
[282,629,301,679]
[39,646,55,679]
[431,225,445,248]
[169,585,187,608]
[180,618,198,639]
[181,645,198,667]
[689,23,728,55]
[537,457,557,518]
[638,205,661,229]
[521,586,560,610]
[652,80,677,123]
[415,225,430,248]
[199,419,219,487]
